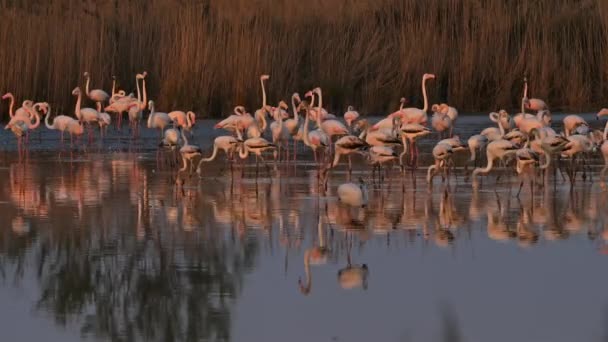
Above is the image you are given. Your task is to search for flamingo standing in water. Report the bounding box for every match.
[400,123,431,168]
[344,106,360,130]
[427,142,453,185]
[472,139,519,188]
[169,110,196,132]
[5,102,42,157]
[44,103,77,145]
[301,103,329,164]
[147,100,172,137]
[312,88,349,140]
[178,128,202,174]
[237,135,276,176]
[73,87,102,142]
[2,93,34,119]
[331,135,368,173]
[195,135,240,176]
[389,73,435,125]
[284,93,302,160]
[83,72,110,112]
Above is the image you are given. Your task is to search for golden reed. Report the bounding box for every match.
[0,0,607,118]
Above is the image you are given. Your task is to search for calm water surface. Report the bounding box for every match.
[1,115,608,342]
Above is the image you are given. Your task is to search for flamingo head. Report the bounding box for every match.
[313,87,321,95]
[22,100,34,108]
[597,108,608,119]
[278,101,288,110]
[136,73,145,80]
[1,92,12,100]
[260,74,270,81]
[112,75,116,80]
[304,90,313,98]
[423,73,436,80]
[431,104,440,112]
[400,97,406,104]
[148,100,155,108]
[187,111,196,125]
[292,93,301,102]
[83,71,90,78]
[347,105,354,111]
[71,87,81,96]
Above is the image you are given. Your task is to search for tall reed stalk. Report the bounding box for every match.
[0,0,607,119]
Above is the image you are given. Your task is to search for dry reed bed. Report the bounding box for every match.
[0,0,607,119]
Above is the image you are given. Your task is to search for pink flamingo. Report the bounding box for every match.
[389,73,435,125]
[472,139,519,188]
[73,87,101,142]
[399,123,431,168]
[169,110,196,132]
[196,135,240,176]
[2,93,34,119]
[331,135,368,173]
[83,72,110,112]
[312,88,348,139]
[44,103,75,145]
[284,93,302,159]
[562,114,588,137]
[147,100,172,138]
[344,105,360,130]
[301,103,329,163]
[179,128,202,174]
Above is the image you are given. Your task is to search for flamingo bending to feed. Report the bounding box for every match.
[366,145,399,179]
[196,135,240,176]
[331,135,368,173]
[562,114,589,137]
[400,123,431,168]
[427,142,453,185]
[237,136,276,175]
[5,103,42,156]
[472,139,519,188]
[83,72,110,112]
[178,128,202,174]
[515,148,540,197]
[431,111,452,138]
[467,134,489,166]
[169,110,196,132]
[354,119,401,147]
[337,178,368,207]
[147,100,172,137]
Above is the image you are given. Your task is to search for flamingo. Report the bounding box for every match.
[389,73,435,125]
[337,178,368,207]
[561,134,595,183]
[563,114,589,137]
[301,103,329,163]
[372,98,407,131]
[431,111,452,138]
[344,105,360,130]
[147,100,172,137]
[254,75,271,132]
[237,136,276,175]
[472,139,519,188]
[270,101,290,160]
[169,110,196,132]
[354,119,401,147]
[304,89,332,122]
[44,103,76,144]
[65,118,85,148]
[337,255,369,290]
[2,93,34,119]
[72,87,101,142]
[110,75,127,104]
[285,93,302,159]
[127,102,142,137]
[331,135,368,173]
[313,88,349,139]
[5,100,36,129]
[521,77,549,112]
[427,142,453,184]
[399,123,431,167]
[196,135,240,172]
[83,72,110,112]
[366,145,399,179]
[515,148,540,196]
[467,134,489,166]
[5,103,41,156]
[178,128,202,174]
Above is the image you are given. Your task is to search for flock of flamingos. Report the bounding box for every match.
[3,71,608,204]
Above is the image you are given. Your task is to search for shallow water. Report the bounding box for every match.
[1,114,608,342]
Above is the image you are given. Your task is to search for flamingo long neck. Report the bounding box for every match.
[603,121,608,141]
[85,75,91,96]
[291,96,299,124]
[332,149,341,167]
[399,100,405,111]
[302,110,312,147]
[187,112,195,128]
[74,91,82,120]
[147,103,154,128]
[140,78,147,110]
[540,148,552,169]
[261,78,267,110]
[44,106,54,130]
[521,81,528,114]
[421,77,429,112]
[473,157,495,179]
[202,143,219,162]
[7,94,15,118]
[29,110,41,129]
[238,144,249,159]
[180,129,189,146]
[112,78,116,96]
[136,75,141,103]
[469,145,477,161]
[315,90,323,129]
[258,110,267,131]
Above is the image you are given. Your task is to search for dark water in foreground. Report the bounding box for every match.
[1,115,608,342]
